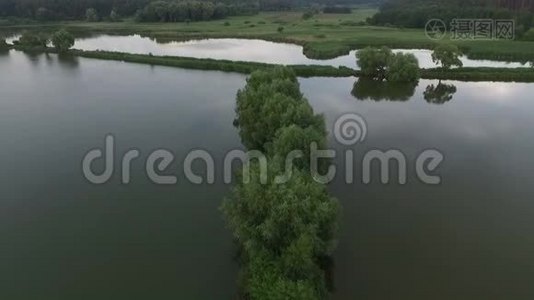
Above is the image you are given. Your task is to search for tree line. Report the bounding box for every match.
[369,0,534,39]
[222,67,339,299]
[0,0,380,21]
[0,0,258,21]
[134,0,257,22]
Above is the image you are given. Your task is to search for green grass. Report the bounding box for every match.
[421,67,534,82]
[4,10,534,62]
[3,9,534,63]
[41,48,356,77]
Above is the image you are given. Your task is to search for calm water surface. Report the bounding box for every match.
[1,50,534,299]
[71,35,529,68]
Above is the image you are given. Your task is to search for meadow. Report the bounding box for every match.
[3,9,534,62]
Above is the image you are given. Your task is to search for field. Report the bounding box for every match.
[3,9,534,62]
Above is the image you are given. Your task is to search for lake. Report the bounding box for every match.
[1,50,534,299]
[70,35,529,69]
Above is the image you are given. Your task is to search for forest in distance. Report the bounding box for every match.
[0,0,379,21]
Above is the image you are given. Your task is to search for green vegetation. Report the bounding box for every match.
[51,29,74,52]
[386,52,420,82]
[8,39,534,82]
[431,44,463,69]
[234,67,324,150]
[0,38,8,49]
[12,32,48,50]
[356,46,420,82]
[109,9,121,22]
[85,8,99,22]
[323,6,352,14]
[222,67,338,299]
[421,67,534,82]
[58,49,355,77]
[370,0,534,32]
[134,1,257,23]
[356,46,391,80]
[4,10,534,62]
[10,43,534,81]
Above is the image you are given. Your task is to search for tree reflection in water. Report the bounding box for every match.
[351,78,417,102]
[423,81,457,104]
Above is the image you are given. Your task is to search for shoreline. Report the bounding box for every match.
[8,46,534,82]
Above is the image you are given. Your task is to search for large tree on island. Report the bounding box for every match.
[51,30,75,52]
[223,67,339,300]
[431,44,463,69]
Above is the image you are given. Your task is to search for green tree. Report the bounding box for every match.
[431,44,463,69]
[109,9,120,22]
[201,2,215,20]
[356,46,393,80]
[15,32,48,49]
[51,30,75,52]
[36,7,55,21]
[224,67,339,299]
[85,8,99,21]
[222,164,338,299]
[235,67,323,151]
[386,52,420,82]
[523,28,534,41]
[0,39,8,49]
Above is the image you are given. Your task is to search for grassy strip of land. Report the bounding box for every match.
[4,10,534,62]
[26,47,534,82]
[8,41,534,81]
[47,48,356,77]
[421,67,534,82]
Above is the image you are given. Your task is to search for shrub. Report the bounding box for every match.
[0,39,8,49]
[277,26,284,33]
[357,47,420,82]
[386,52,420,82]
[109,9,121,22]
[431,44,463,69]
[51,30,75,52]
[523,28,534,41]
[356,47,393,80]
[85,8,99,22]
[15,32,48,49]
[302,11,314,20]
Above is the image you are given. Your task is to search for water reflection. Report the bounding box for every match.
[57,53,80,69]
[423,81,457,104]
[22,50,42,65]
[71,35,530,69]
[351,78,416,101]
